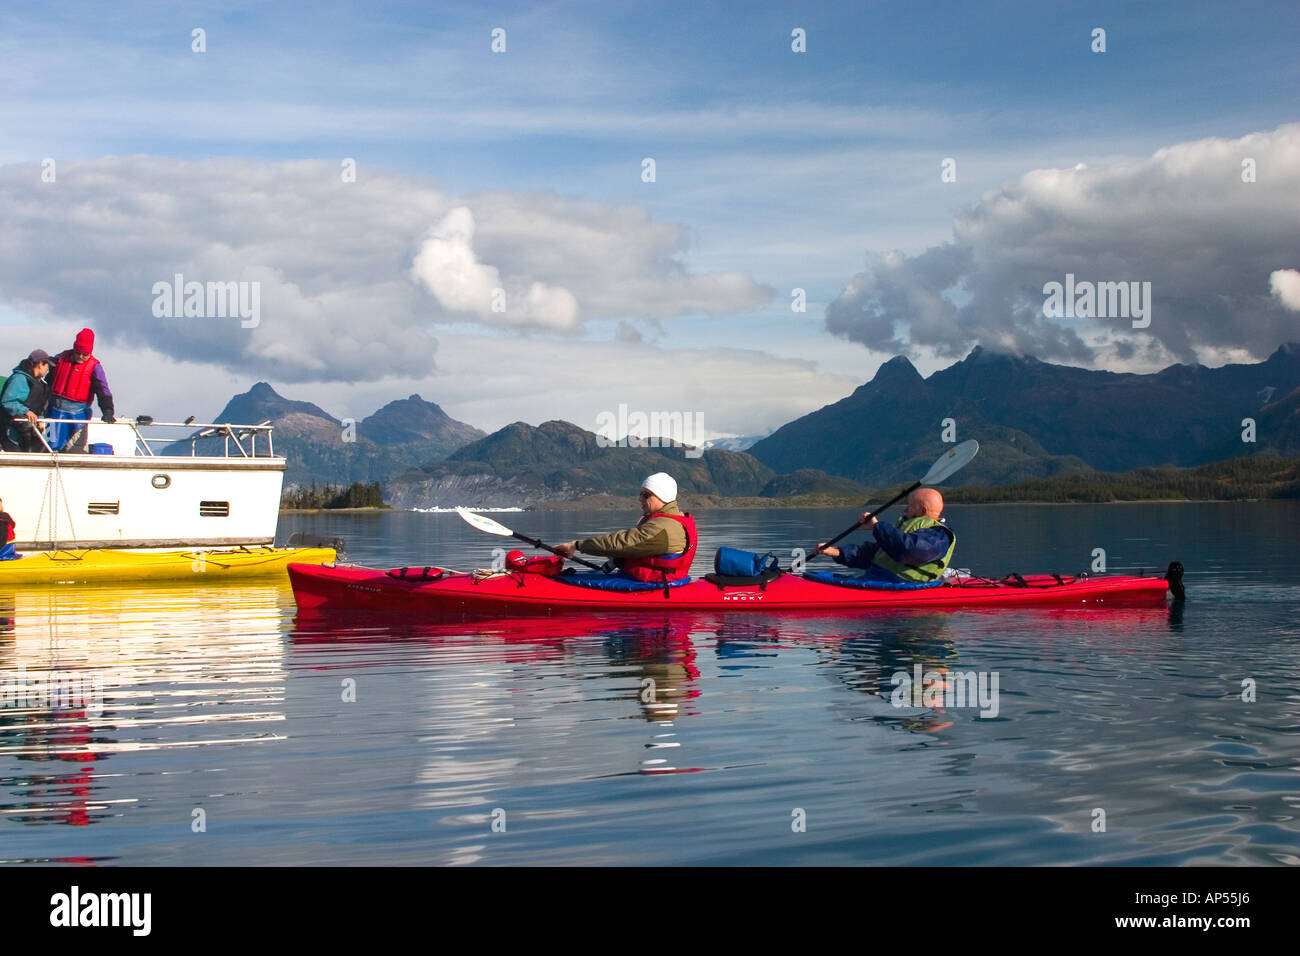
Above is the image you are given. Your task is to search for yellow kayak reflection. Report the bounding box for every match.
[0,584,290,829]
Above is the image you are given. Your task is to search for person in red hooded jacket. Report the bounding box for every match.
[46,328,115,451]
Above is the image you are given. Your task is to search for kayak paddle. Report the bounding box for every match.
[456,507,606,571]
[809,439,979,559]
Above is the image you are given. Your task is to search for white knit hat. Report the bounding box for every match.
[641,472,677,502]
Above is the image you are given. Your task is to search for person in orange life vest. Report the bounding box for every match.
[46,328,115,451]
[0,497,20,560]
[554,472,697,581]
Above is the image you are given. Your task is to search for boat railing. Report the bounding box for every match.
[23,417,277,458]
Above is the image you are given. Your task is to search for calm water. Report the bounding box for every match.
[2,502,1297,865]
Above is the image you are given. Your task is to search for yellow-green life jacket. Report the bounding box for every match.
[870,515,956,582]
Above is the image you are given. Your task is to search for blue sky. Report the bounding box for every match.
[0,0,1297,434]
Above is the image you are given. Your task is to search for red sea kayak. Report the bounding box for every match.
[288,562,1174,617]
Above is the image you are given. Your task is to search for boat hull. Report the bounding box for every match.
[0,441,284,551]
[0,547,335,585]
[288,563,1170,617]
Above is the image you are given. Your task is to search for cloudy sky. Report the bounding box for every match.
[0,0,1297,438]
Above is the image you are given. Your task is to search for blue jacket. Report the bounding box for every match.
[833,519,953,581]
[1,365,49,419]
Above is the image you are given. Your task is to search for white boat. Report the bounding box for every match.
[2,417,284,550]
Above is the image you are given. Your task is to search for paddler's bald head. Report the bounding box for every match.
[905,488,944,519]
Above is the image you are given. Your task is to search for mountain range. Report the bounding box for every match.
[747,343,1300,487]
[173,382,485,486]
[384,420,788,509]
[195,343,1300,506]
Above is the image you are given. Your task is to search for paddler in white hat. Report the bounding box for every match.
[554,472,698,582]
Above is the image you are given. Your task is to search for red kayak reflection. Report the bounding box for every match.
[291,600,1178,768]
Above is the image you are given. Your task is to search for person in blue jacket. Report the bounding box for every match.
[818,488,955,583]
[0,350,53,452]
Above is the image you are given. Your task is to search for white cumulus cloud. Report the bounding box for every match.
[1270,268,1300,311]
[0,157,769,382]
[410,206,579,331]
[826,124,1300,364]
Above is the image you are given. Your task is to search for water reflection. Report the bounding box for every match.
[1168,597,1186,632]
[0,585,287,829]
[0,559,1277,866]
[817,612,962,735]
[292,610,709,776]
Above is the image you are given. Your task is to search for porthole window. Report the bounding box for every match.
[151,474,171,489]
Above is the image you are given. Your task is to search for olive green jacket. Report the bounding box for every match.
[576,501,689,558]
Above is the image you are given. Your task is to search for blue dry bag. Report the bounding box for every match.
[715,547,780,578]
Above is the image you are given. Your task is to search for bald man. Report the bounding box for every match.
[818,488,955,583]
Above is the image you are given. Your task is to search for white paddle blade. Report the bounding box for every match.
[456,507,514,537]
[921,439,979,486]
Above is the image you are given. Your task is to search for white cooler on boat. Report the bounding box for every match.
[83,421,141,456]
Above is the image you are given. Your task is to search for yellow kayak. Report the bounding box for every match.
[0,546,336,586]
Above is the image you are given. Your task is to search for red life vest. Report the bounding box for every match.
[621,512,697,582]
[52,353,99,403]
